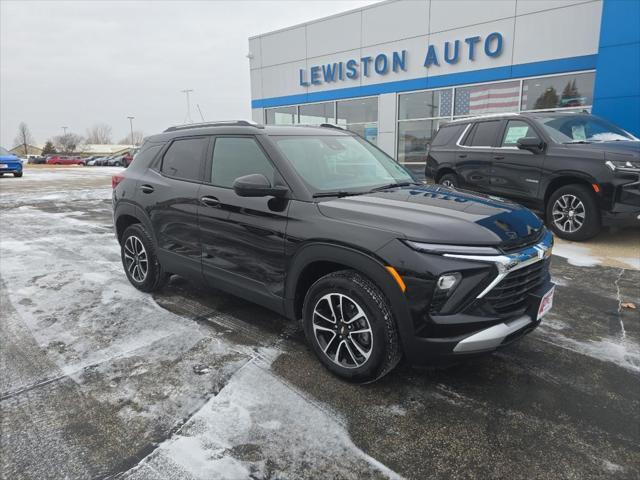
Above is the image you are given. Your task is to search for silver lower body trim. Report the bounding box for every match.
[453,315,532,353]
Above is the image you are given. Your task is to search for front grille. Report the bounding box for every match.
[484,258,549,315]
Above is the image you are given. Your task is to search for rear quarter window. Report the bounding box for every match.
[431,123,467,147]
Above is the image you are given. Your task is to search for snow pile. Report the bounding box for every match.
[127,362,401,480]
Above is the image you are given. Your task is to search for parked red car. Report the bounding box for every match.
[123,152,133,167]
[46,155,86,166]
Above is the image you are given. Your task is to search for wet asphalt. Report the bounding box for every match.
[1,167,639,479]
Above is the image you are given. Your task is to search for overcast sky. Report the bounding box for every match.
[0,0,378,147]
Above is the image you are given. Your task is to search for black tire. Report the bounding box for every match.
[438,172,458,188]
[121,224,169,292]
[302,270,401,383]
[546,184,601,241]
[14,172,23,177]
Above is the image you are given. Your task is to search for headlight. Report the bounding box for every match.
[606,160,640,171]
[405,240,500,255]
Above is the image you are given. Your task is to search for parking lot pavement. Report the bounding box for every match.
[1,167,639,480]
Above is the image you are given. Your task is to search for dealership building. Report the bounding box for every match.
[248,0,639,173]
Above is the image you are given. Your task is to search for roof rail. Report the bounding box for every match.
[164,120,264,132]
[319,123,345,130]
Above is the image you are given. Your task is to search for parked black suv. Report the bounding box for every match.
[426,112,640,241]
[113,121,554,382]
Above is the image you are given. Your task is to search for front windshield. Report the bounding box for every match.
[538,115,637,143]
[0,147,10,156]
[273,135,414,194]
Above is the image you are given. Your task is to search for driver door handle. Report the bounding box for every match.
[458,154,467,159]
[493,155,505,160]
[200,195,220,207]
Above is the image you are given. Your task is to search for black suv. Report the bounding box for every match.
[426,112,640,241]
[113,121,554,382]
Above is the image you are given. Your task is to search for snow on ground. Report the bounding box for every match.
[125,362,401,480]
[553,243,602,267]
[0,167,401,479]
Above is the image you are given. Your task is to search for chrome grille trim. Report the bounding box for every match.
[444,229,553,299]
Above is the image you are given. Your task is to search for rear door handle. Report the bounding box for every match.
[200,195,220,207]
[493,155,505,160]
[140,184,154,194]
[458,154,467,159]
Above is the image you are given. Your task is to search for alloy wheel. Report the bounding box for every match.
[312,293,373,369]
[123,235,148,282]
[441,179,455,188]
[552,194,585,233]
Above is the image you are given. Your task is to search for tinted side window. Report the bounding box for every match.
[432,123,467,147]
[468,121,500,147]
[501,120,540,147]
[133,143,163,169]
[161,137,208,181]
[211,137,274,188]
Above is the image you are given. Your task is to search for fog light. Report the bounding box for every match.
[437,273,460,291]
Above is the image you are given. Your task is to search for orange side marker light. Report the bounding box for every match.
[385,266,406,293]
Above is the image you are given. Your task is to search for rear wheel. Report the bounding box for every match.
[302,270,401,383]
[438,173,458,188]
[14,172,23,177]
[121,224,169,292]
[546,184,601,241]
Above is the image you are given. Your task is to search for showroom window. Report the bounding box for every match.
[336,97,378,144]
[521,72,595,111]
[265,106,297,125]
[454,80,520,117]
[299,102,335,125]
[397,89,452,168]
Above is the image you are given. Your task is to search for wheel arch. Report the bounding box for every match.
[543,173,598,207]
[435,167,457,183]
[285,242,413,352]
[113,202,156,246]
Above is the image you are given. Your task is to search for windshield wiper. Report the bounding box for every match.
[563,140,592,144]
[368,181,420,193]
[312,191,362,198]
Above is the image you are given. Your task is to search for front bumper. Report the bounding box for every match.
[378,230,554,366]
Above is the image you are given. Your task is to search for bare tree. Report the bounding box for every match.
[54,133,83,153]
[118,130,145,146]
[14,122,35,155]
[85,123,113,144]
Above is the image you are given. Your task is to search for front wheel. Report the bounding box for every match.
[302,270,401,383]
[546,184,601,241]
[121,224,169,292]
[14,172,23,177]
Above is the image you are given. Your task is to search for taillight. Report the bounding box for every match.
[112,174,124,189]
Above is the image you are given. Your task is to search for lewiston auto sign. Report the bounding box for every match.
[299,32,504,87]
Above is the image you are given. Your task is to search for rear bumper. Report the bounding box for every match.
[0,165,22,173]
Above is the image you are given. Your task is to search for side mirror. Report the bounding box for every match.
[517,137,544,153]
[233,173,288,198]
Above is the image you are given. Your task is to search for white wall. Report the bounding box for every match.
[248,0,603,155]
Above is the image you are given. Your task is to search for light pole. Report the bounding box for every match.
[127,116,135,146]
[181,89,194,124]
[61,126,68,136]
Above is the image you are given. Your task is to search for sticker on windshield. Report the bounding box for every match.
[571,125,587,140]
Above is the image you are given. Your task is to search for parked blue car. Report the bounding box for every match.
[0,147,23,177]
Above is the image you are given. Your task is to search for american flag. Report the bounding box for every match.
[454,81,525,116]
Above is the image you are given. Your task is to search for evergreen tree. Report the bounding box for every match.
[42,141,56,155]
[533,87,559,109]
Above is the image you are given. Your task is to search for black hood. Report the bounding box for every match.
[317,185,544,247]
[564,140,640,161]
